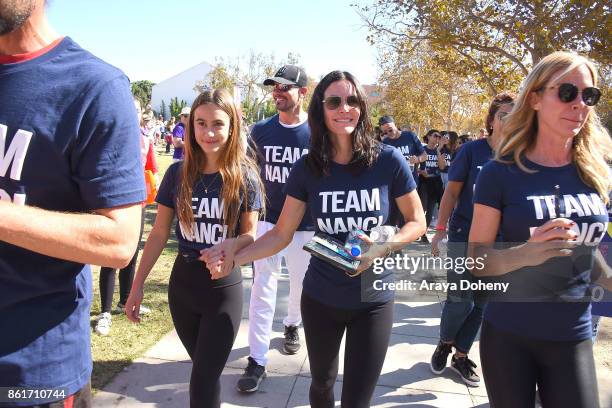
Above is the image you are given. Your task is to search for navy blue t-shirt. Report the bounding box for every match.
[285,145,416,309]
[383,131,425,171]
[250,114,313,230]
[0,37,145,405]
[420,146,441,178]
[156,162,262,287]
[474,159,609,341]
[448,139,494,232]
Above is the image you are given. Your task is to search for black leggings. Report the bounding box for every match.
[99,207,145,312]
[301,293,394,408]
[168,257,243,408]
[418,176,443,228]
[480,320,599,408]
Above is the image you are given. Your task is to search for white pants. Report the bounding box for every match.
[248,221,313,366]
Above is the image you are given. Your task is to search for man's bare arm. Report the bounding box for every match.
[0,200,142,268]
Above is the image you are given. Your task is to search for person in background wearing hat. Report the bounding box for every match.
[379,115,426,175]
[379,115,426,227]
[0,1,145,406]
[173,106,191,162]
[236,65,314,393]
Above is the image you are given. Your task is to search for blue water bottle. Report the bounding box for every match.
[345,229,366,257]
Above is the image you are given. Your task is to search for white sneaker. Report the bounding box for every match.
[114,303,151,315]
[94,312,112,336]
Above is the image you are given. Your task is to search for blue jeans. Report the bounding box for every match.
[439,226,487,354]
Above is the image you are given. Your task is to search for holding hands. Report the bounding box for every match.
[200,238,238,280]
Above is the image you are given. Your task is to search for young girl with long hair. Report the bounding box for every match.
[470,52,611,407]
[204,71,426,407]
[125,89,264,408]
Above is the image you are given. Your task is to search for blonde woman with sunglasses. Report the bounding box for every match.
[469,52,611,407]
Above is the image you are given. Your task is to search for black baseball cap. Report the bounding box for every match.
[378,115,395,126]
[263,65,308,87]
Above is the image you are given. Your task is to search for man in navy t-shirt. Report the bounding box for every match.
[237,65,314,393]
[379,115,425,227]
[0,2,146,406]
[379,115,426,172]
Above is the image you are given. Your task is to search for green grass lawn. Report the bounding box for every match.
[89,146,177,391]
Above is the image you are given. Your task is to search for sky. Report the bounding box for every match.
[47,0,379,85]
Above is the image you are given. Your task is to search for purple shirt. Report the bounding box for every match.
[172,122,185,160]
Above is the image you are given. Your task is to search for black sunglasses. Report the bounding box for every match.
[272,84,298,92]
[541,83,601,106]
[322,95,360,110]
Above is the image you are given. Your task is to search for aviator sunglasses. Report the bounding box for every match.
[322,95,360,110]
[539,83,601,106]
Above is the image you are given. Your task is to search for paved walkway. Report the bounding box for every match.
[94,242,612,407]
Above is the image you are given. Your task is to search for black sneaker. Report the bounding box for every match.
[430,340,453,374]
[283,325,301,354]
[420,234,430,243]
[450,355,480,386]
[236,357,266,393]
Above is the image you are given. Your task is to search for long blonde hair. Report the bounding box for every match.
[176,89,265,236]
[496,51,611,204]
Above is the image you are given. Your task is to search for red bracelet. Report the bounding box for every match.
[435,225,447,232]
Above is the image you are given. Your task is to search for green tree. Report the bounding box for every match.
[357,0,610,95]
[193,58,240,94]
[131,80,155,107]
[377,43,489,134]
[159,100,167,120]
[169,97,188,119]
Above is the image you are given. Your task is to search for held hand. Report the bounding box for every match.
[125,286,144,323]
[408,155,419,165]
[431,230,448,257]
[528,218,578,243]
[200,238,237,280]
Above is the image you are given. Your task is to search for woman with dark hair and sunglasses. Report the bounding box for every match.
[205,70,426,407]
[124,89,264,407]
[428,92,515,386]
[469,52,611,407]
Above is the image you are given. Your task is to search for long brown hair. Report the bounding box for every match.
[176,89,265,236]
[496,52,611,204]
[306,70,381,176]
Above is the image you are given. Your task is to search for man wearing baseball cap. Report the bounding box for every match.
[237,65,314,393]
[379,115,426,172]
[172,106,191,162]
[379,115,426,227]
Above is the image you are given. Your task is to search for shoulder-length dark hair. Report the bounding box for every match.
[306,70,381,176]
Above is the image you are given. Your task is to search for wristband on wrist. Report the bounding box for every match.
[435,225,447,232]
